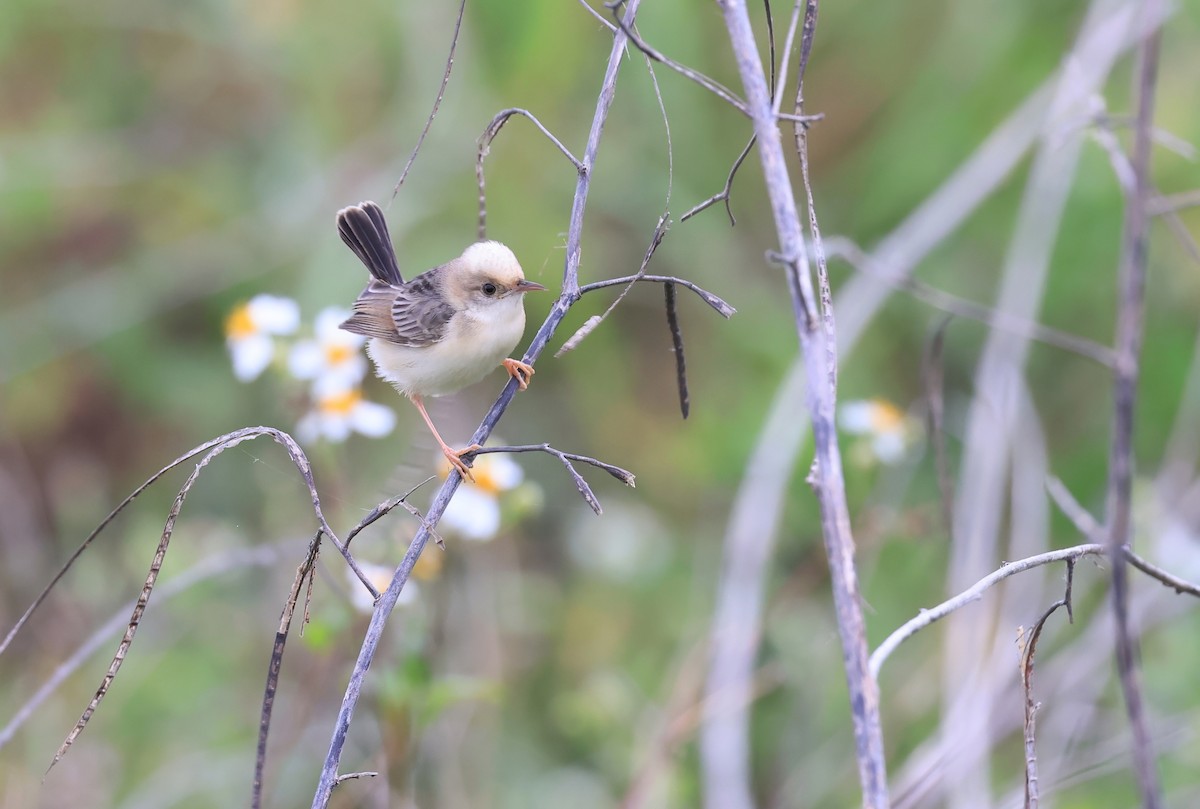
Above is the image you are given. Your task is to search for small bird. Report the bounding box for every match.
[336,201,545,479]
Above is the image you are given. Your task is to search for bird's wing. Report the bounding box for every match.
[336,202,404,286]
[389,270,455,347]
[339,269,454,347]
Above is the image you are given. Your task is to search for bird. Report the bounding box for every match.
[335,201,545,479]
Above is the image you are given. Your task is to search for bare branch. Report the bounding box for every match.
[253,533,321,809]
[476,108,584,241]
[2,427,373,656]
[1104,5,1165,804]
[607,1,750,116]
[557,214,672,357]
[310,4,650,803]
[680,136,755,225]
[870,544,1107,680]
[390,0,467,202]
[1020,560,1077,809]
[466,443,636,515]
[717,0,887,805]
[48,428,345,772]
[0,544,284,751]
[577,273,735,319]
[576,0,617,31]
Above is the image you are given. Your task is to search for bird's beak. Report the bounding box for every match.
[515,280,547,292]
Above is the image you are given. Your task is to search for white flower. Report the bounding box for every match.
[441,452,524,542]
[288,307,367,388]
[296,378,396,444]
[346,560,418,614]
[225,294,300,381]
[839,398,918,465]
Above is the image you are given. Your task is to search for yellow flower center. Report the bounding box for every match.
[412,549,443,580]
[324,343,354,366]
[869,399,905,433]
[319,389,361,416]
[225,303,257,340]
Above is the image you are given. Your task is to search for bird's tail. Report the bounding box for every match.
[336,201,404,286]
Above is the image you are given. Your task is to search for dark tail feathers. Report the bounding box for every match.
[336,202,403,286]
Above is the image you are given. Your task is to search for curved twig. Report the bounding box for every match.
[467,443,635,514]
[476,108,584,240]
[578,273,736,318]
[607,1,749,116]
[1,427,371,660]
[48,427,354,772]
[390,0,468,202]
[0,543,285,751]
[870,544,1107,680]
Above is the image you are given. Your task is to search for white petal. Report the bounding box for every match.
[320,413,352,443]
[230,334,274,381]
[350,400,396,438]
[838,400,875,434]
[247,295,300,335]
[312,374,355,399]
[315,306,352,339]
[484,453,524,490]
[288,341,324,380]
[296,412,321,445]
[873,432,907,464]
[442,485,501,541]
[322,354,368,385]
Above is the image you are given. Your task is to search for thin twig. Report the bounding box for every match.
[607,1,750,116]
[309,4,647,804]
[253,532,321,809]
[577,273,735,318]
[557,215,672,357]
[344,476,438,548]
[390,0,467,202]
[870,544,1107,680]
[1105,4,1164,804]
[1125,551,1200,599]
[48,428,343,772]
[476,108,584,241]
[0,543,285,751]
[1020,560,1077,809]
[680,136,755,225]
[467,443,635,514]
[792,0,833,401]
[0,428,356,657]
[576,0,617,31]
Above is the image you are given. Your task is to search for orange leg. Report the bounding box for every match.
[410,395,479,481]
[502,358,535,391]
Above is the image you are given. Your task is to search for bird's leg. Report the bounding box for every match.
[502,358,535,391]
[409,395,478,481]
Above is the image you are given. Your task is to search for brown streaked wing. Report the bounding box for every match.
[390,269,454,347]
[340,281,402,340]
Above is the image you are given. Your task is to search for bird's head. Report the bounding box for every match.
[449,241,546,309]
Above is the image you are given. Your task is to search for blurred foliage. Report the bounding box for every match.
[2,0,1200,807]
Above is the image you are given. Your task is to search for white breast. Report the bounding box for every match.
[368,297,527,398]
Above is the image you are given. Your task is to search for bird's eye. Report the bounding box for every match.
[482,282,498,297]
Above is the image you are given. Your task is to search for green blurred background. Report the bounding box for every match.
[3,0,1200,807]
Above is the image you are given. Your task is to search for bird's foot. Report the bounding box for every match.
[444,443,483,482]
[503,358,535,391]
